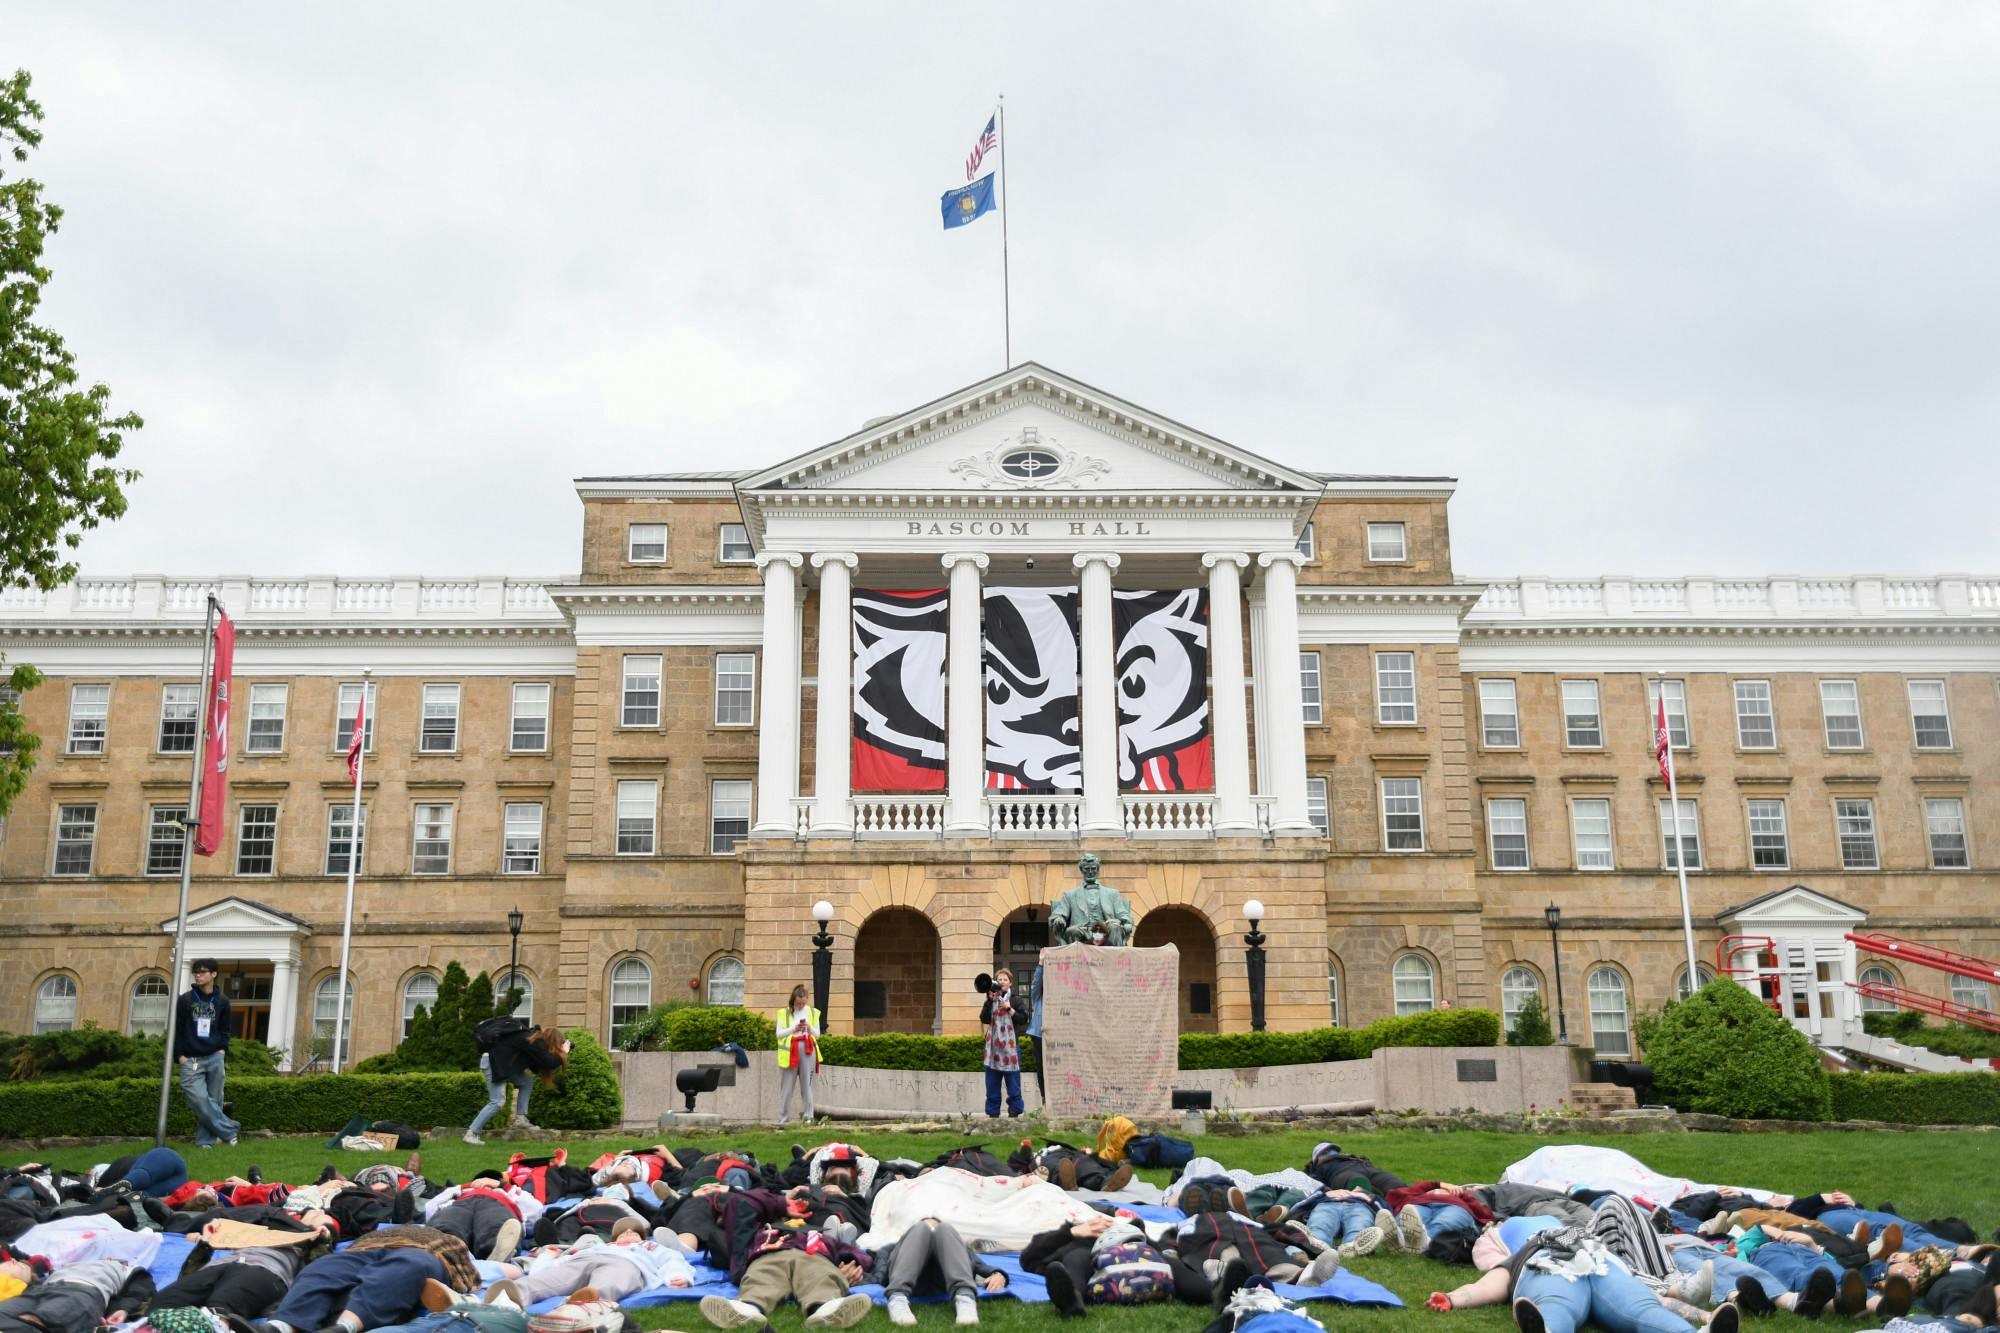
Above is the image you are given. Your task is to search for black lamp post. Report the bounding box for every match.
[1244,898,1268,1032]
[1544,903,1569,1043]
[506,908,524,1013]
[811,899,835,1028]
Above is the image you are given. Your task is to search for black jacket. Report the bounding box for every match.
[487,1027,565,1086]
[173,986,232,1059]
[979,991,1031,1031]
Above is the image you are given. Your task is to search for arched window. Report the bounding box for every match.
[1675,964,1716,1002]
[34,975,78,1034]
[1588,967,1631,1056]
[610,958,652,1047]
[128,974,171,1037]
[1392,954,1436,1015]
[1327,952,1343,1027]
[497,971,534,1022]
[402,973,439,1040]
[1950,973,1993,1014]
[313,975,355,1053]
[1857,964,1899,1015]
[706,957,745,1007]
[1500,966,1541,1033]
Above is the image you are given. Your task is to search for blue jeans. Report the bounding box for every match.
[468,1053,533,1136]
[984,1067,1023,1117]
[1307,1198,1377,1247]
[178,1050,240,1146]
[1417,1203,1478,1235]
[1671,1247,1785,1304]
[1748,1242,1841,1293]
[373,1307,527,1333]
[269,1247,445,1331]
[1814,1208,1950,1253]
[117,1147,190,1198]
[1517,1265,1696,1333]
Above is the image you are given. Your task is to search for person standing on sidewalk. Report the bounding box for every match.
[175,958,241,1148]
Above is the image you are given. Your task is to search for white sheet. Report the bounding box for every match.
[859,1167,1101,1251]
[1167,1156,1321,1205]
[16,1215,163,1270]
[1500,1145,1770,1206]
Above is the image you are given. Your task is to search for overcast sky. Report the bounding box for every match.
[13,3,2000,583]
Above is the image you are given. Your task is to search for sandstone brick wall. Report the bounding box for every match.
[578,498,762,586]
[1297,497,1454,586]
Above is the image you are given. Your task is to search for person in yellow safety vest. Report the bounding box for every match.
[774,984,822,1125]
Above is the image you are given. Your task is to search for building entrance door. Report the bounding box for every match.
[221,965,274,1044]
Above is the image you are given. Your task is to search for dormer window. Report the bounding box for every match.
[1000,448,1061,481]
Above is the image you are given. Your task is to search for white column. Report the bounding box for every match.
[808,553,858,837]
[752,551,805,838]
[942,552,989,834]
[1074,552,1123,835]
[269,953,299,1072]
[1257,551,1315,836]
[1203,552,1257,835]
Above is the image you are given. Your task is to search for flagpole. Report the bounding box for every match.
[996,93,1011,370]
[1660,671,1701,988]
[332,666,369,1074]
[155,593,218,1146]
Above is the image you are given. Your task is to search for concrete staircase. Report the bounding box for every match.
[1565,1082,1638,1114]
[1800,1014,1996,1074]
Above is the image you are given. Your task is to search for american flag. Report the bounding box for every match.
[966,114,997,181]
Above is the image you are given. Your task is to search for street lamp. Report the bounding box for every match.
[506,908,524,1015]
[1244,899,1268,1033]
[811,900,835,1028]
[1544,903,1569,1043]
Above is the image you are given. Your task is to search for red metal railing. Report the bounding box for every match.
[1848,933,2000,988]
[1848,979,2000,1039]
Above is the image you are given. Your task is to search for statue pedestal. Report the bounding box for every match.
[1039,942,1179,1120]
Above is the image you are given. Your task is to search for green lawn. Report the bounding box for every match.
[22,1128,2000,1333]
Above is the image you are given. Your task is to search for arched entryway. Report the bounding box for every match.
[992,905,1051,976]
[853,908,941,1035]
[1134,906,1218,1034]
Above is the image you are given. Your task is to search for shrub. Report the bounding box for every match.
[3,1027,279,1082]
[663,1007,775,1053]
[1862,1011,2000,1062]
[1507,994,1555,1047]
[532,1029,623,1130]
[615,1000,697,1052]
[1641,980,1830,1120]
[377,962,515,1073]
[0,1071,488,1139]
[818,1034,1039,1073]
[1828,1071,2000,1125]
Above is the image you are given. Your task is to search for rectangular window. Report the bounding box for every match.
[1300,652,1322,724]
[1836,798,1878,869]
[411,803,454,873]
[145,804,188,876]
[157,684,200,754]
[1294,525,1316,560]
[1747,798,1790,869]
[0,684,18,754]
[1382,777,1425,851]
[718,523,754,562]
[1571,798,1614,870]
[1925,797,1969,870]
[1375,652,1417,724]
[1479,679,1520,748]
[1658,798,1702,870]
[615,780,656,855]
[324,803,367,876]
[628,523,667,562]
[53,804,96,875]
[710,779,752,854]
[621,655,661,727]
[67,684,110,754]
[714,653,756,726]
[1487,797,1529,869]
[1562,680,1602,748]
[335,682,377,752]
[419,683,460,752]
[1734,680,1776,749]
[246,683,288,753]
[1647,678,1690,749]
[1908,679,1953,749]
[236,804,278,876]
[503,802,544,873]
[510,683,551,752]
[1366,522,1407,561]
[1819,679,1863,749]
[1306,776,1330,837]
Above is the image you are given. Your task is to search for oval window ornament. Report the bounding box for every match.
[1000,448,1062,481]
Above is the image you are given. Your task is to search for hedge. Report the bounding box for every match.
[1861,1011,2000,1062]
[1828,1071,2000,1125]
[2,1028,281,1082]
[664,1007,775,1053]
[819,1034,1040,1072]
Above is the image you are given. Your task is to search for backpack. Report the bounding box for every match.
[532,1198,639,1248]
[1094,1116,1140,1163]
[1124,1134,1194,1169]
[505,1151,595,1206]
[476,1015,533,1053]
[371,1120,422,1150]
[1086,1238,1175,1305]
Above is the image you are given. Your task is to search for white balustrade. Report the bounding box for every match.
[1546,580,1605,614]
[420,580,480,612]
[1715,580,1771,614]
[1797,579,1854,613]
[1250,796,1278,835]
[987,794,1083,838]
[1630,580,1688,613]
[1477,583,1520,614]
[335,580,395,612]
[73,579,135,612]
[1884,579,1938,612]
[1470,574,1994,623]
[791,798,815,835]
[1121,794,1216,838]
[249,580,310,613]
[851,796,947,839]
[504,580,555,612]
[0,586,48,611]
[1968,580,2000,611]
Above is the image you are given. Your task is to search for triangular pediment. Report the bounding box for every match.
[1717,884,1868,927]
[740,363,1321,497]
[162,896,311,936]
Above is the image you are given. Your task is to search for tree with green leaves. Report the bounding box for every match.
[0,68,144,814]
[1507,992,1555,1047]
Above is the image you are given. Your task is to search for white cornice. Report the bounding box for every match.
[546,585,762,611]
[572,480,743,501]
[1297,585,1486,608]
[1316,479,1459,500]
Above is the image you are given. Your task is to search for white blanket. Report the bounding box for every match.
[1500,1146,1770,1206]
[15,1215,163,1270]
[1167,1156,1321,1205]
[859,1167,1101,1250]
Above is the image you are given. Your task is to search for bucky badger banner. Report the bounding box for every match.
[983,587,1082,790]
[1114,588,1212,791]
[851,588,948,791]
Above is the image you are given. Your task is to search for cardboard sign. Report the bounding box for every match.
[1038,942,1178,1119]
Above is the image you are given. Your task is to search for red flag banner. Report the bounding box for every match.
[193,609,234,855]
[347,685,368,785]
[1655,690,1673,785]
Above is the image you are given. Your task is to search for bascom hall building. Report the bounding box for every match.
[2,363,1996,1067]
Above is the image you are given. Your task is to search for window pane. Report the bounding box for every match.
[1376,652,1417,724]
[1487,798,1529,869]
[1367,522,1407,561]
[1327,955,1342,1026]
[497,971,534,1021]
[1294,525,1316,559]
[711,779,752,854]
[1479,679,1519,747]
[237,804,278,875]
[1562,680,1602,748]
[412,803,454,873]
[1501,966,1540,1032]
[511,683,551,752]
[247,683,288,753]
[1382,777,1424,851]
[158,684,201,753]
[54,804,96,876]
[715,654,755,726]
[628,523,667,561]
[1658,799,1701,870]
[610,958,651,1044]
[1949,975,1992,1015]
[622,655,662,727]
[616,780,656,854]
[1747,799,1789,869]
[1819,680,1863,749]
[707,957,746,1007]
[719,524,753,561]
[1857,965,1898,1014]
[35,975,78,1034]
[504,801,544,873]
[1392,955,1435,1015]
[1925,798,1968,869]
[420,684,460,752]
[68,684,109,754]
[1572,798,1614,869]
[1647,679,1690,749]
[1908,680,1952,748]
[1588,968,1630,1056]
[1306,776,1330,838]
[1734,680,1775,749]
[313,976,355,1050]
[335,682,377,751]
[1299,652,1322,724]
[1836,798,1878,869]
[1676,966,1715,1001]
[402,974,439,1039]
[146,805,189,877]
[128,974,171,1037]
[325,803,367,876]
